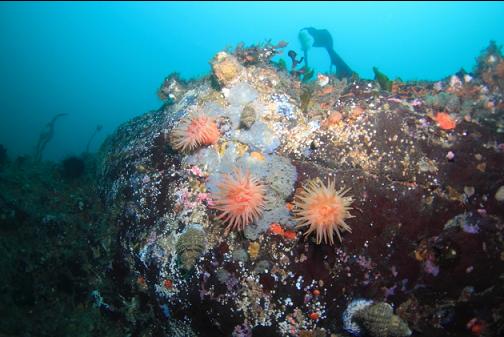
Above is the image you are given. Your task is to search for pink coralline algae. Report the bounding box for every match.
[388,98,404,104]
[196,192,213,206]
[410,98,423,106]
[356,255,374,270]
[232,324,252,337]
[424,259,440,276]
[462,223,480,234]
[383,284,398,300]
[190,165,205,177]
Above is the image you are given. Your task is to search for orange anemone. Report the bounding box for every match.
[170,113,220,152]
[293,178,354,245]
[212,169,265,234]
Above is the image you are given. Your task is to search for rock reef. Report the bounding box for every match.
[98,41,504,337]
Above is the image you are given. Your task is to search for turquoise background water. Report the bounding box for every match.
[1,1,503,160]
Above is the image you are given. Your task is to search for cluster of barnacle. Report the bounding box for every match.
[175,225,206,271]
[343,299,412,337]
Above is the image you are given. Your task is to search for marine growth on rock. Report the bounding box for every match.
[97,40,504,337]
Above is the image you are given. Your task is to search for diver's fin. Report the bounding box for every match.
[327,48,353,78]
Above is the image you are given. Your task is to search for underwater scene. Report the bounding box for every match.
[1,2,504,337]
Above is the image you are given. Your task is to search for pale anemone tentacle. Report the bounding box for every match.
[170,112,220,152]
[293,177,354,245]
[212,168,265,235]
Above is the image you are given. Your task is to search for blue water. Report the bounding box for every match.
[1,1,503,160]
